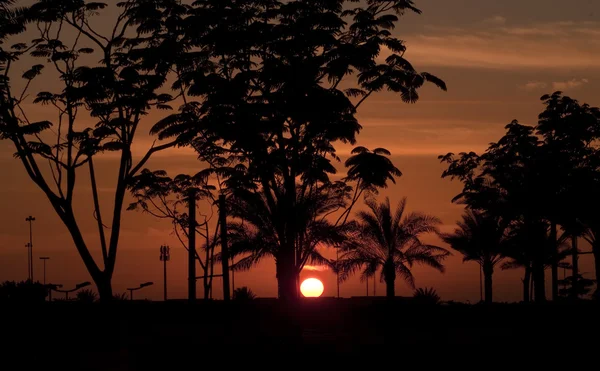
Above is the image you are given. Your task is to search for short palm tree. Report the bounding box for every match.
[338,197,450,298]
[441,210,508,304]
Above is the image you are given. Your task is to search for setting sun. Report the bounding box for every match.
[300,278,324,297]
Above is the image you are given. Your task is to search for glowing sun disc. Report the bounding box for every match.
[300,278,324,297]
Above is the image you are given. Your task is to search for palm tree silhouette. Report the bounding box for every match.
[338,197,450,298]
[441,210,508,304]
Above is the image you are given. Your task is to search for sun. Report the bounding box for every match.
[300,278,324,297]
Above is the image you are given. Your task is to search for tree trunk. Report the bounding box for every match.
[276,247,298,301]
[571,235,579,299]
[383,259,395,299]
[532,239,546,302]
[592,242,600,299]
[523,265,531,303]
[483,262,493,304]
[550,221,558,301]
[95,273,113,302]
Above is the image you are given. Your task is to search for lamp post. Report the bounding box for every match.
[160,245,170,301]
[25,243,32,281]
[39,257,50,286]
[127,282,154,301]
[26,216,35,282]
[52,281,91,300]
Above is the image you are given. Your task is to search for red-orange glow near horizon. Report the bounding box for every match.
[300,278,324,298]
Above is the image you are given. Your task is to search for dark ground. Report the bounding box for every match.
[3,298,600,369]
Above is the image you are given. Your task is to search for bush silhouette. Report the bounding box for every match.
[413,287,441,305]
[233,287,256,301]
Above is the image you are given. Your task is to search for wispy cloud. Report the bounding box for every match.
[520,81,548,90]
[397,20,600,70]
[552,78,589,90]
[303,265,329,272]
[482,15,507,26]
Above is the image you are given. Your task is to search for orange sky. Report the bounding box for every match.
[1,0,599,302]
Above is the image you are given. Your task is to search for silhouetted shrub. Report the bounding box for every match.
[76,289,98,303]
[233,287,256,301]
[413,287,441,305]
[113,292,129,301]
[0,280,47,303]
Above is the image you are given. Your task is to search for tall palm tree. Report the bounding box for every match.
[441,210,508,304]
[338,197,450,298]
[225,182,354,298]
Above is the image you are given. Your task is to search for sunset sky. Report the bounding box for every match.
[1,0,599,302]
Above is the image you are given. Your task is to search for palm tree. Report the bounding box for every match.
[226,182,354,298]
[338,197,450,298]
[441,210,508,304]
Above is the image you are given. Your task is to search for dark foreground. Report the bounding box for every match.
[3,298,600,369]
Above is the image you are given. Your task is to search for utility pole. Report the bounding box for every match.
[26,216,35,281]
[39,257,50,285]
[219,194,230,301]
[25,243,31,281]
[160,245,170,301]
[188,189,197,303]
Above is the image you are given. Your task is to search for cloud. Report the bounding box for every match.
[398,21,600,70]
[520,81,548,90]
[303,265,329,272]
[483,16,507,25]
[552,78,590,90]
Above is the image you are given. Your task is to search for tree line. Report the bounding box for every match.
[0,0,448,301]
[440,92,600,303]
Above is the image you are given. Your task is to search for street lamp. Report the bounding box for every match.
[26,216,35,282]
[52,281,91,300]
[25,243,32,281]
[127,282,154,301]
[39,257,50,286]
[160,245,170,301]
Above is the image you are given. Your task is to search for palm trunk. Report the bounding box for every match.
[532,239,546,302]
[383,259,395,299]
[523,265,531,303]
[483,262,493,304]
[550,221,558,300]
[276,247,298,301]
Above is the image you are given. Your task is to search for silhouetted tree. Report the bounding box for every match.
[150,0,445,301]
[441,120,551,302]
[0,0,187,300]
[502,220,570,302]
[536,92,600,299]
[128,169,220,299]
[338,197,450,298]
[441,210,508,304]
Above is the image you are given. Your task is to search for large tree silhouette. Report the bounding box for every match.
[337,197,450,298]
[441,210,508,304]
[151,0,446,300]
[0,0,185,299]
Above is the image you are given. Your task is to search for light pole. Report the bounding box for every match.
[160,245,170,301]
[26,216,35,282]
[25,243,32,281]
[39,257,50,285]
[127,282,154,301]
